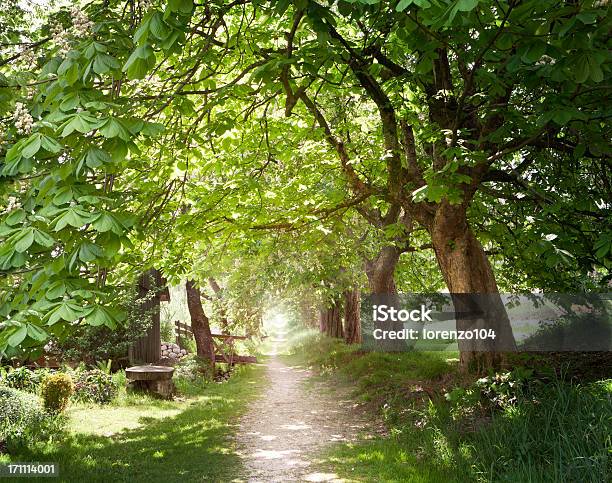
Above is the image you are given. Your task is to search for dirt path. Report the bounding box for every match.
[236,341,373,482]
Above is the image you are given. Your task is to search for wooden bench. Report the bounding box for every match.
[126,365,175,399]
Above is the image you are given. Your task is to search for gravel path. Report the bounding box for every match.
[236,343,373,482]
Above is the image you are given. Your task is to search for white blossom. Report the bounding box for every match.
[70,6,94,37]
[13,102,34,135]
[20,47,37,68]
[51,23,72,56]
[2,196,21,214]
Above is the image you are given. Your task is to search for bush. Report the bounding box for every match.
[50,287,159,364]
[72,369,119,404]
[1,366,36,392]
[40,373,74,413]
[174,355,213,395]
[0,386,61,449]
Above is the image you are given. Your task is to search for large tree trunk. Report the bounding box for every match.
[320,302,343,338]
[365,245,400,294]
[185,279,215,367]
[364,246,406,350]
[430,203,517,372]
[344,289,361,344]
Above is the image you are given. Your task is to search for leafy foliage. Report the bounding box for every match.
[0,385,62,449]
[40,372,74,413]
[71,368,119,405]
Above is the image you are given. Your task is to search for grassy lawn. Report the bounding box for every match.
[286,330,612,483]
[0,363,267,483]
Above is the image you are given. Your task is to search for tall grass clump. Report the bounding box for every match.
[469,377,612,482]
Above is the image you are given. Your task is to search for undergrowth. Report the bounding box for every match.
[288,329,612,482]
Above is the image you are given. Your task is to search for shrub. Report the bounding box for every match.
[174,355,212,395]
[1,366,37,392]
[50,287,159,364]
[0,386,61,449]
[40,373,74,413]
[73,369,119,404]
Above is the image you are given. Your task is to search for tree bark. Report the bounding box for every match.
[365,245,401,294]
[344,289,361,344]
[185,279,215,367]
[319,307,328,333]
[364,245,407,350]
[320,302,343,338]
[429,203,517,372]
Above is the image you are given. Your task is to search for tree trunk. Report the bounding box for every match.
[185,279,215,367]
[320,302,343,338]
[430,203,517,372]
[365,245,400,294]
[364,246,406,350]
[344,289,361,344]
[319,307,328,333]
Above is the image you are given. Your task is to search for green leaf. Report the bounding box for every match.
[122,45,156,80]
[46,281,67,300]
[41,135,62,153]
[150,13,171,40]
[52,208,92,231]
[78,241,103,262]
[33,230,55,248]
[5,209,26,226]
[85,147,112,168]
[59,112,103,137]
[396,0,413,11]
[46,302,82,325]
[84,306,113,327]
[53,186,74,205]
[92,212,125,235]
[21,133,42,158]
[447,0,479,24]
[100,118,131,141]
[140,122,165,136]
[27,324,47,342]
[8,324,28,347]
[167,0,193,14]
[14,228,35,252]
[521,41,547,64]
[93,53,121,75]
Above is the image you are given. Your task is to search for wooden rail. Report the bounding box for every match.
[173,320,257,364]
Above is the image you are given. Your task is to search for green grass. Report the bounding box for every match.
[288,330,612,483]
[0,363,267,482]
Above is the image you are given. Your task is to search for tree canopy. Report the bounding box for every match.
[0,0,610,366]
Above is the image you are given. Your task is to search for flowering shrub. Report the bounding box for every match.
[72,369,119,404]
